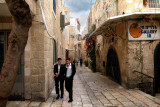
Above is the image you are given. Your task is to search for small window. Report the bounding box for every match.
[53,0,56,14]
[60,12,65,30]
[53,40,57,64]
[149,0,160,8]
[65,12,68,20]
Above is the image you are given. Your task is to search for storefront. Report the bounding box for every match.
[90,12,160,95]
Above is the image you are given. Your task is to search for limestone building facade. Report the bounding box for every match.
[87,0,160,95]
[0,0,67,101]
[64,16,81,62]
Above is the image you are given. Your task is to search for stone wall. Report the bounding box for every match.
[95,20,160,88]
[89,0,160,32]
[127,40,160,88]
[87,0,160,89]
[96,22,128,88]
[26,0,36,15]
[24,0,66,101]
[0,0,67,101]
[0,0,5,3]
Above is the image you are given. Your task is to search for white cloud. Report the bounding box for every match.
[64,0,96,33]
[65,0,94,12]
[70,10,90,34]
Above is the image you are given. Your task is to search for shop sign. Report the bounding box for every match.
[128,21,160,40]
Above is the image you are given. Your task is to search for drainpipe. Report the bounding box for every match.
[38,0,56,42]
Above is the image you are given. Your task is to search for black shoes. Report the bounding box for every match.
[56,95,60,99]
[68,99,73,102]
[56,95,63,99]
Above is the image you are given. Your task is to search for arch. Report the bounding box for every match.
[154,43,160,93]
[106,46,121,84]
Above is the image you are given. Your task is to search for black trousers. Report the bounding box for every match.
[55,77,64,96]
[65,78,73,100]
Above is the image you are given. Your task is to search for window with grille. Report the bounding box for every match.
[53,0,56,14]
[149,0,160,8]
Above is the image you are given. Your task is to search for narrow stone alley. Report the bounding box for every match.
[7,66,160,107]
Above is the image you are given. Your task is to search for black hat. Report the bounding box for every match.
[57,58,62,61]
[66,57,70,60]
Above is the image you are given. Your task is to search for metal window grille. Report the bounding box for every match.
[149,0,160,8]
[53,0,56,14]
[60,13,65,30]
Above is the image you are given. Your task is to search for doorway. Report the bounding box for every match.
[154,43,160,94]
[0,31,24,100]
[106,46,121,84]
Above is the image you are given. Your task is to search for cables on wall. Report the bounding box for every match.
[38,0,56,41]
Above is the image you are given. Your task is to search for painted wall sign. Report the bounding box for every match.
[128,21,160,40]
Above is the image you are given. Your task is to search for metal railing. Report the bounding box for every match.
[149,0,160,8]
[133,70,155,96]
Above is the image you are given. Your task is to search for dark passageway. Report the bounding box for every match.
[106,47,121,84]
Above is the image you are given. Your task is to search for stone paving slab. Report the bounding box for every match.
[6,66,160,107]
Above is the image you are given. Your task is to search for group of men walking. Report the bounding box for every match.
[54,58,76,103]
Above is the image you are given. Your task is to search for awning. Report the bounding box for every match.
[89,12,160,37]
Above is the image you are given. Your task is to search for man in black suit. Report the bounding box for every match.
[63,58,76,102]
[54,58,64,99]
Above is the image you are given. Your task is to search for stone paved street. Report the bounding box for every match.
[7,66,160,107]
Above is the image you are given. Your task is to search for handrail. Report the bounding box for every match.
[133,70,155,96]
[133,70,154,79]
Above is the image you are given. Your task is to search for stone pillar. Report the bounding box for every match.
[30,21,46,101]
[24,28,32,100]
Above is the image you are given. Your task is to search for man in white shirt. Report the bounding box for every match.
[54,58,64,99]
[63,58,76,102]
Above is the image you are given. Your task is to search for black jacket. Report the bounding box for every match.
[54,64,64,78]
[63,63,76,79]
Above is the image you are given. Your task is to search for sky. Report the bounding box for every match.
[64,0,96,34]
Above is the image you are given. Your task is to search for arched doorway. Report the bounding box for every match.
[154,43,160,93]
[106,47,121,84]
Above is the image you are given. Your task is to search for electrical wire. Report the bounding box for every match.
[38,0,56,41]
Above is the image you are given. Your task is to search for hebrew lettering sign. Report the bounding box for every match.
[128,21,160,40]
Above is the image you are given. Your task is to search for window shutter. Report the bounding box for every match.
[60,13,65,30]
[53,0,56,14]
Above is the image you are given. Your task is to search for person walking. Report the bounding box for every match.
[54,58,64,99]
[80,58,83,67]
[63,58,76,102]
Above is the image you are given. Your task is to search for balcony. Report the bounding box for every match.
[148,0,160,8]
